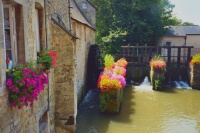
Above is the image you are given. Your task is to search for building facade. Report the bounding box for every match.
[159,26,200,57]
[0,0,96,132]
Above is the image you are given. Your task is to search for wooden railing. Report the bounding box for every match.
[121,46,194,82]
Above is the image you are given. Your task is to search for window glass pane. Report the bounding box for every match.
[4,8,12,61]
[35,9,40,52]
[166,42,171,47]
[82,3,88,9]
[3,8,10,28]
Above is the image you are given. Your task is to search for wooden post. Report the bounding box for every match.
[187,48,192,62]
[167,47,171,64]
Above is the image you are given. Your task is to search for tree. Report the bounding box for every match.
[181,22,194,26]
[90,0,179,56]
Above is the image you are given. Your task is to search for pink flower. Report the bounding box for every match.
[52,61,56,67]
[45,70,50,74]
[49,51,57,60]
[6,57,10,63]
[39,64,43,67]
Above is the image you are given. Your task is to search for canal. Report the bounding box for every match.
[76,86,200,133]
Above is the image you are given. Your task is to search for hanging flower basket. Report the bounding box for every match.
[6,62,48,109]
[97,55,127,113]
[190,53,200,90]
[37,50,57,74]
[150,55,166,90]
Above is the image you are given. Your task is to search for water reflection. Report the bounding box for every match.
[76,87,200,133]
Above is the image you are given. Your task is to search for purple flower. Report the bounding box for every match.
[18,106,22,109]
[6,79,13,87]
[111,74,126,87]
[11,102,16,107]
[103,70,113,77]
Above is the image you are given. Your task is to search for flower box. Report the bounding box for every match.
[6,61,50,109]
[190,64,200,90]
[150,67,165,90]
[97,55,127,113]
[190,53,200,90]
[99,88,123,113]
[149,55,166,90]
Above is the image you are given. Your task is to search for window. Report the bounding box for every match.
[166,42,171,47]
[34,8,40,52]
[82,2,88,9]
[3,5,18,67]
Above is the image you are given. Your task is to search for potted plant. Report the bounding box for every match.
[97,55,127,112]
[150,55,166,90]
[37,50,57,73]
[6,62,48,109]
[190,53,200,90]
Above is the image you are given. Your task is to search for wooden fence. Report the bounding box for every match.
[121,46,194,82]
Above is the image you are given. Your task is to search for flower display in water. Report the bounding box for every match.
[104,54,115,70]
[111,74,126,87]
[6,63,48,109]
[113,66,126,76]
[190,53,200,65]
[97,74,122,92]
[37,50,57,72]
[150,59,166,70]
[97,55,128,92]
[116,58,128,68]
[103,70,113,77]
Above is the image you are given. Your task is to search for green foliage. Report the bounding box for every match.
[89,0,187,56]
[191,53,200,65]
[181,22,194,26]
[101,29,127,57]
[104,54,114,67]
[155,75,165,90]
[152,55,163,60]
[37,51,52,71]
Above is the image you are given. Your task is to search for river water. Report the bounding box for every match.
[76,87,200,133]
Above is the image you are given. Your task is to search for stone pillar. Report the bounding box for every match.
[150,67,165,90]
[190,64,200,90]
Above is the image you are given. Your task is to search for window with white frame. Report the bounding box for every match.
[3,4,18,68]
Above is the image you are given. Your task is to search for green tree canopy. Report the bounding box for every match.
[90,0,184,56]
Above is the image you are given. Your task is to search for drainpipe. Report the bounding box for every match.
[68,0,72,32]
[44,0,50,112]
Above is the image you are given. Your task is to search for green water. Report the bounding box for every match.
[76,87,200,133]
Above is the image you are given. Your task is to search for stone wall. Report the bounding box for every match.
[73,20,95,104]
[0,0,51,133]
[0,0,95,132]
[51,22,75,132]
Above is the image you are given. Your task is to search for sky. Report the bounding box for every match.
[169,0,200,26]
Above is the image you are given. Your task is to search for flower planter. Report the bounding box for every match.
[99,88,123,113]
[150,67,165,90]
[190,64,200,90]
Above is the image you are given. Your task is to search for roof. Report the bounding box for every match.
[164,25,200,36]
[70,0,95,30]
[86,0,97,10]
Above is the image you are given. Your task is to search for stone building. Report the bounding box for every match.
[0,0,96,132]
